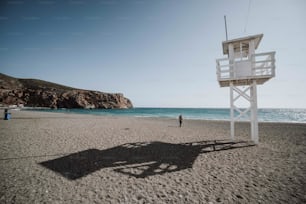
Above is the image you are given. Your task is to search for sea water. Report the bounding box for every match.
[31,108,306,123]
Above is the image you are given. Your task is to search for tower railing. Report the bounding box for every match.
[216,51,276,82]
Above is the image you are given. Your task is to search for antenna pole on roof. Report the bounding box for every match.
[224,15,228,41]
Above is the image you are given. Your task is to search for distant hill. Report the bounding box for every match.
[0,73,133,109]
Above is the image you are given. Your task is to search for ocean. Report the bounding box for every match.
[30,108,306,123]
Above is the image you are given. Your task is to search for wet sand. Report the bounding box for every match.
[0,110,305,203]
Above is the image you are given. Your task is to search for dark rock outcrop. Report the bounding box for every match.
[0,73,133,109]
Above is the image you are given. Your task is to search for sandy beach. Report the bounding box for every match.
[0,110,305,203]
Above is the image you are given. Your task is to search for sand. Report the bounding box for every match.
[0,110,305,203]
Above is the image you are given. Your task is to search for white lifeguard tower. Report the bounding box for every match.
[216,34,275,144]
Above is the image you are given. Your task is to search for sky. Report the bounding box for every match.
[0,0,305,108]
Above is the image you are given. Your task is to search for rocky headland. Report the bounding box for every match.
[0,73,133,109]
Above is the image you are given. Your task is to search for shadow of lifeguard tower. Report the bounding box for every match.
[39,140,254,179]
[216,34,276,144]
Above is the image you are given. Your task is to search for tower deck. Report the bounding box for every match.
[218,77,272,87]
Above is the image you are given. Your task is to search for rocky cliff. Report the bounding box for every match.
[0,73,133,109]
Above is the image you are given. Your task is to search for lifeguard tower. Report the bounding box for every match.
[216,34,275,144]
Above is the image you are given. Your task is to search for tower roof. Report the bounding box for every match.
[222,34,263,55]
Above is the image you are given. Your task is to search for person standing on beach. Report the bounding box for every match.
[179,114,183,127]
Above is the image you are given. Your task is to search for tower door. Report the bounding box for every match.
[234,60,252,78]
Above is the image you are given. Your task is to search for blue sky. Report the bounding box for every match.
[0,0,305,108]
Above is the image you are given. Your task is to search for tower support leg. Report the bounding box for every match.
[230,82,235,140]
[250,80,259,144]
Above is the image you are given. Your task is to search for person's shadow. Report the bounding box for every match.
[39,140,254,180]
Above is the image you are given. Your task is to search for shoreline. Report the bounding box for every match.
[1,106,306,124]
[16,109,306,125]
